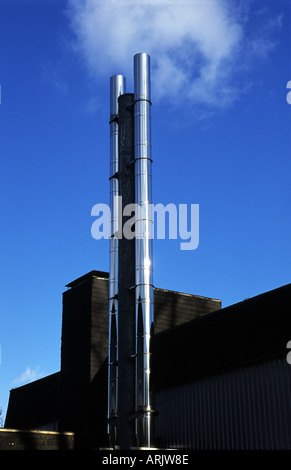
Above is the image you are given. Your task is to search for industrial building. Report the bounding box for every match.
[4,54,291,450]
[4,270,291,449]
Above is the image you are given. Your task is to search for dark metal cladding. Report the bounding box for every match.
[154,358,291,450]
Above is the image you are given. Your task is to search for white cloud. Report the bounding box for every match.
[13,366,44,386]
[65,0,281,108]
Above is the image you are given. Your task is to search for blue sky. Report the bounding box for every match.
[0,0,290,421]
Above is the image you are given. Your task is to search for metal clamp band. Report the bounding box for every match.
[109,171,119,180]
[127,157,153,167]
[109,114,118,124]
[128,98,152,109]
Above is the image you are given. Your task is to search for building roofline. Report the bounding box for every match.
[154,282,291,338]
[65,270,221,303]
[154,285,221,302]
[65,270,109,288]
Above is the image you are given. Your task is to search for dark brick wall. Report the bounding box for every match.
[58,278,92,433]
[58,273,109,433]
[90,277,110,381]
[60,272,110,384]
[0,429,74,450]
[60,280,92,381]
[154,287,221,333]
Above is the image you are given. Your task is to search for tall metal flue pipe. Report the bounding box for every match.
[133,53,154,448]
[108,74,126,445]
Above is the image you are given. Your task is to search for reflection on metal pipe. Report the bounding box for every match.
[134,53,154,448]
[108,74,126,445]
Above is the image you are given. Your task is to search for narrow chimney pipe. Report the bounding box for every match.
[133,53,154,448]
[108,74,126,445]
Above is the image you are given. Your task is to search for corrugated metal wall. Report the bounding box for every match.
[154,358,291,449]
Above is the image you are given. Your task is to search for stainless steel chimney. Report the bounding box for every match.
[133,53,154,448]
[108,74,126,444]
